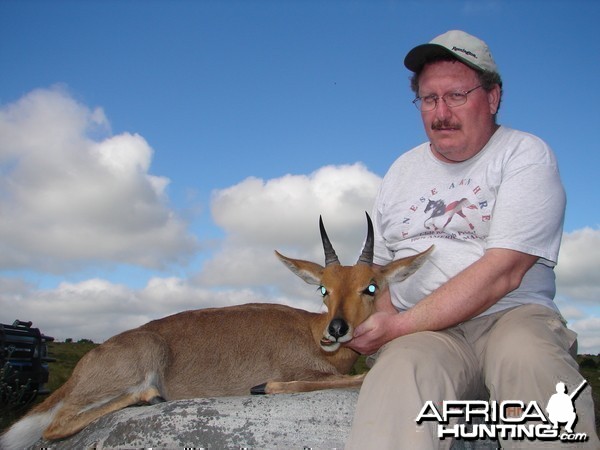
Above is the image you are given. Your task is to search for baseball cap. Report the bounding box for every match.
[404,30,498,74]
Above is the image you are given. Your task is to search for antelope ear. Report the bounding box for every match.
[381,245,434,283]
[275,251,324,286]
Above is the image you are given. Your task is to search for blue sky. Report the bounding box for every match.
[1,0,599,353]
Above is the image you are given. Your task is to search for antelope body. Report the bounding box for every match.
[1,214,432,449]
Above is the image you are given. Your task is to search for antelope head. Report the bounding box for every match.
[276,213,433,352]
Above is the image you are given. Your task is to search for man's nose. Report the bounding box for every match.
[434,98,452,120]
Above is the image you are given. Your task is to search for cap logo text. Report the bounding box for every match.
[452,46,477,59]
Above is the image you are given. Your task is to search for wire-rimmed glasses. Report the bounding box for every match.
[412,85,482,112]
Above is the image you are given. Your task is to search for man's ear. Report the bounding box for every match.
[488,84,501,115]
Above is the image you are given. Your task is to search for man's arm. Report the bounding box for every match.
[348,247,538,355]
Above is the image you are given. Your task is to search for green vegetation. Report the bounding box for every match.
[42,341,98,390]
[1,344,598,436]
[578,354,600,433]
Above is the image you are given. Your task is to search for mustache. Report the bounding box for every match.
[431,120,461,130]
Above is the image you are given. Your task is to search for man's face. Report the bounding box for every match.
[418,60,500,163]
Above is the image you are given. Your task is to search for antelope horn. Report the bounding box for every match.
[357,212,374,265]
[319,216,340,266]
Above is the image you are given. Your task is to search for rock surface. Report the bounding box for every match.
[34,389,496,449]
[37,390,357,449]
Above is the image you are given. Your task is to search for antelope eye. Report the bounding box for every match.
[319,286,328,297]
[363,283,377,296]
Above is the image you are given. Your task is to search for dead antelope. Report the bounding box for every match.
[0,213,432,449]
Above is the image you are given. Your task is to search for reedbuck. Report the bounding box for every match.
[1,213,432,449]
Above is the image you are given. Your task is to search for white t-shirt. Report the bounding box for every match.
[373,126,566,316]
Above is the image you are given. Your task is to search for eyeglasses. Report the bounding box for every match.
[412,85,482,112]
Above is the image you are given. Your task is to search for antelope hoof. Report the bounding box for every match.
[148,395,167,405]
[251,382,268,395]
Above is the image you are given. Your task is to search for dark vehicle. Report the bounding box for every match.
[0,320,54,406]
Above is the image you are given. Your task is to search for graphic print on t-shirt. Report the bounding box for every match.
[400,178,492,245]
[423,197,478,231]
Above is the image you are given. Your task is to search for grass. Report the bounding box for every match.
[579,355,600,433]
[1,344,599,436]
[42,341,98,391]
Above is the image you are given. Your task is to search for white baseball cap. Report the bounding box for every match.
[404,30,498,74]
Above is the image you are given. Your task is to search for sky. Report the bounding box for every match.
[1,0,599,354]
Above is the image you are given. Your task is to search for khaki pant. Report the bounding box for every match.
[346,304,600,449]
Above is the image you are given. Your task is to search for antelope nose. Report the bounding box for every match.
[328,318,349,339]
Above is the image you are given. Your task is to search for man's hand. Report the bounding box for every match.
[346,311,403,355]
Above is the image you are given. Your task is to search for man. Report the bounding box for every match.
[346,30,599,449]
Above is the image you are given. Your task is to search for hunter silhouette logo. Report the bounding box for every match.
[546,380,587,434]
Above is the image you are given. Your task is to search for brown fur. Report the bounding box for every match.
[4,238,432,444]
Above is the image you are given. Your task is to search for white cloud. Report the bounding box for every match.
[555,228,600,303]
[555,228,600,354]
[0,275,322,343]
[1,88,598,355]
[0,87,198,272]
[1,89,365,343]
[202,164,382,288]
[568,317,600,356]
[211,164,381,247]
